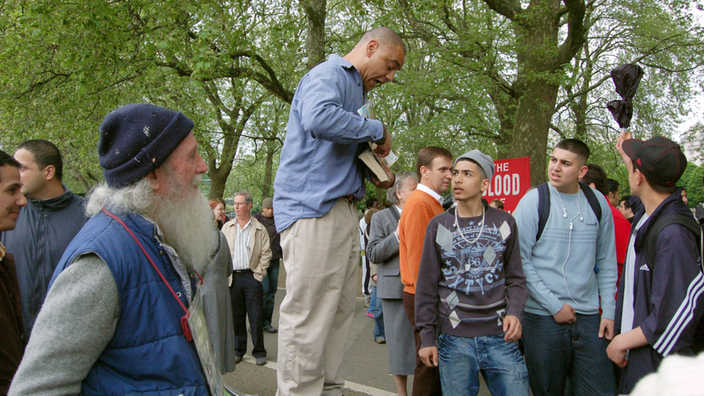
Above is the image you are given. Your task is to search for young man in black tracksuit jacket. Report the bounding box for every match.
[608,133,704,394]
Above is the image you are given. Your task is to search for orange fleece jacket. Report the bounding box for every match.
[399,188,444,294]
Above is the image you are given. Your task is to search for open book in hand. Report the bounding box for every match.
[359,146,390,182]
[357,101,399,182]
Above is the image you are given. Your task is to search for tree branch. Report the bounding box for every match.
[557,0,587,65]
[482,0,521,20]
[229,52,294,103]
[550,123,566,139]
[555,73,611,110]
[17,72,72,99]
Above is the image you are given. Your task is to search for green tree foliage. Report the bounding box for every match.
[0,0,304,198]
[553,0,704,174]
[678,162,698,189]
[1,0,702,199]
[393,0,592,185]
[687,163,704,206]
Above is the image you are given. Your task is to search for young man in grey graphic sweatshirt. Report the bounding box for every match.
[416,149,529,396]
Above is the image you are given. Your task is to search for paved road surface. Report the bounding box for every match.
[222,263,493,396]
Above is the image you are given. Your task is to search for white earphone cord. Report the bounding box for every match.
[549,184,599,312]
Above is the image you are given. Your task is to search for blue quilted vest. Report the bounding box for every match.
[51,211,210,396]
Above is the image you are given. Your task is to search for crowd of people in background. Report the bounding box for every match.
[1,25,704,396]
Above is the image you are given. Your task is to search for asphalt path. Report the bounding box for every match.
[222,263,493,396]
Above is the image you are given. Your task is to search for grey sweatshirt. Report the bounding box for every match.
[9,254,119,396]
[415,207,529,348]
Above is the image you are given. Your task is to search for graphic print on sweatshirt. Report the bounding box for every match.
[436,219,511,296]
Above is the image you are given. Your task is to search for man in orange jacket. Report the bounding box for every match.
[398,146,452,396]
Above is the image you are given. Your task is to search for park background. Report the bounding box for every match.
[1,0,704,210]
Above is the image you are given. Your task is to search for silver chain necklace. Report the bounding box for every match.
[454,205,485,245]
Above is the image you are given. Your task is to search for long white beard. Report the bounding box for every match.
[86,171,219,274]
[150,175,218,275]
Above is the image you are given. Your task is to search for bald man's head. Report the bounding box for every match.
[345,27,406,92]
[360,27,406,55]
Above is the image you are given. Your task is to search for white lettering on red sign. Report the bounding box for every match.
[480,156,531,213]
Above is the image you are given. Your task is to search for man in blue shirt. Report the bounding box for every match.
[273,27,405,396]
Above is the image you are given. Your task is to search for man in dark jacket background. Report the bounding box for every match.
[608,133,704,394]
[0,149,28,395]
[1,139,88,336]
[254,197,281,334]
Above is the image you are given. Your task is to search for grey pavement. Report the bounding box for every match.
[223,263,492,396]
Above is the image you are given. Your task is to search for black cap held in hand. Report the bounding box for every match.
[99,104,194,188]
[622,136,687,187]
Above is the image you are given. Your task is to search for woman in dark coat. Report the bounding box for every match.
[366,171,418,396]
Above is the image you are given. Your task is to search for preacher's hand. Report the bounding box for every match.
[373,127,392,158]
[370,163,395,190]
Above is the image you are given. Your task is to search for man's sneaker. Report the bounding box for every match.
[235,355,243,364]
[263,325,278,333]
[375,337,386,344]
[255,357,267,366]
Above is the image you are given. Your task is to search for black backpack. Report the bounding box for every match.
[639,212,704,353]
[640,213,702,271]
[536,182,602,241]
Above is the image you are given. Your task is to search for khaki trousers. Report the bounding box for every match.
[276,199,360,396]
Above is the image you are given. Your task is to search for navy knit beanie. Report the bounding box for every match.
[99,104,194,188]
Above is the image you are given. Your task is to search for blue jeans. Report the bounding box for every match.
[367,286,385,339]
[522,312,616,396]
[261,259,280,328]
[437,333,529,396]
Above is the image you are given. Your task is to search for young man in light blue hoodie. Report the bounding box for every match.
[513,139,618,396]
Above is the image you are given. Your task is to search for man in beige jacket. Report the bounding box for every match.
[222,191,272,366]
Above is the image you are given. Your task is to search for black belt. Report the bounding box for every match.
[233,269,252,274]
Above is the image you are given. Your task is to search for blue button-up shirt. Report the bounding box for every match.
[273,54,384,232]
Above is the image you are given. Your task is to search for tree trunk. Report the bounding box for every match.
[509,0,564,186]
[489,87,517,159]
[477,0,587,185]
[206,119,241,200]
[207,133,238,200]
[68,167,93,195]
[572,90,588,141]
[262,140,276,199]
[200,79,259,200]
[572,55,593,141]
[302,0,327,70]
[511,82,560,186]
[208,164,231,200]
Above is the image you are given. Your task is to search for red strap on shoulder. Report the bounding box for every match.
[102,208,193,341]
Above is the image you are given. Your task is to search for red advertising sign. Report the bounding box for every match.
[482,156,531,214]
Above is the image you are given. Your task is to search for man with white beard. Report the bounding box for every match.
[9,104,235,395]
